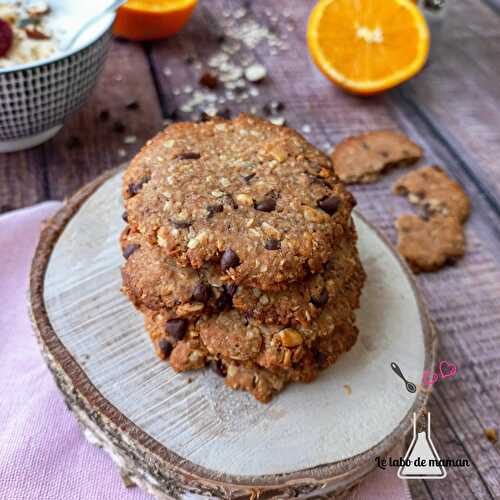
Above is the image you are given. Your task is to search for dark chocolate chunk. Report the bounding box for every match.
[317,195,340,215]
[123,243,139,259]
[198,111,211,122]
[158,339,173,357]
[209,359,227,377]
[224,194,238,209]
[192,282,212,303]
[176,152,201,160]
[254,197,276,212]
[242,173,256,184]
[221,249,240,271]
[127,176,150,196]
[216,291,233,311]
[216,108,231,120]
[265,238,281,250]
[121,210,128,223]
[315,351,328,367]
[311,288,329,308]
[165,319,188,340]
[206,203,224,219]
[98,109,110,122]
[171,219,191,229]
[225,283,238,297]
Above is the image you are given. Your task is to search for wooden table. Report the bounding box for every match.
[2,1,499,498]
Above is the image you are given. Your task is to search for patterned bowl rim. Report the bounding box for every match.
[0,12,115,76]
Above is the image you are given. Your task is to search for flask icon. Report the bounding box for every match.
[398,412,446,479]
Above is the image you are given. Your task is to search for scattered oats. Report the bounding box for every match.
[249,87,259,97]
[164,139,175,148]
[211,190,225,197]
[123,135,137,144]
[114,75,123,82]
[270,116,286,126]
[163,67,172,76]
[220,177,231,187]
[244,63,267,82]
[343,384,352,396]
[301,124,312,134]
[117,148,127,158]
[173,88,181,96]
[234,7,246,19]
[183,85,193,94]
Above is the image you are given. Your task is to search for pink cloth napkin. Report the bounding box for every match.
[0,202,411,500]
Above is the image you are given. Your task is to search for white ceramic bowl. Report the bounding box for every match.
[0,1,115,152]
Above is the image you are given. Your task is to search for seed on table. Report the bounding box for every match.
[165,319,188,340]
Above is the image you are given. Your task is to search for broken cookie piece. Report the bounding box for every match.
[395,215,465,273]
[332,130,422,184]
[394,165,470,223]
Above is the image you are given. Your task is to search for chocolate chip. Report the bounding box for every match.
[192,282,212,303]
[307,172,332,189]
[171,219,191,229]
[311,288,329,308]
[206,203,224,219]
[113,121,126,133]
[127,176,150,196]
[324,260,334,271]
[315,351,328,367]
[123,243,139,259]
[121,210,128,222]
[199,71,218,89]
[165,319,188,340]
[209,359,227,377]
[216,291,233,311]
[98,109,110,122]
[216,108,232,120]
[242,173,256,184]
[225,283,238,297]
[262,100,285,115]
[198,111,211,122]
[158,339,173,357]
[176,152,201,160]
[184,54,195,64]
[125,99,139,110]
[216,34,226,44]
[221,249,240,272]
[265,238,281,250]
[254,197,276,212]
[224,194,238,209]
[317,195,340,215]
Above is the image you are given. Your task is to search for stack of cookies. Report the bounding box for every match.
[121,114,365,402]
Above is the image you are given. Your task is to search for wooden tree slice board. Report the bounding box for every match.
[30,168,437,499]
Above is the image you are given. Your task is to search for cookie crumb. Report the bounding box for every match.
[484,428,497,444]
[343,384,352,396]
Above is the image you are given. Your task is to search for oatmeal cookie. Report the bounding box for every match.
[121,226,365,326]
[143,310,358,402]
[395,214,465,273]
[332,130,422,184]
[123,114,356,291]
[394,165,470,222]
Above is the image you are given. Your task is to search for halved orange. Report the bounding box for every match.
[307,0,430,95]
[114,0,197,41]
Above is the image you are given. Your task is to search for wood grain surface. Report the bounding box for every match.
[3,0,500,498]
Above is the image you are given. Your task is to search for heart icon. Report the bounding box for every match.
[439,360,457,379]
[423,370,438,386]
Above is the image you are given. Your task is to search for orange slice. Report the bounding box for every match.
[114,0,197,41]
[307,0,430,95]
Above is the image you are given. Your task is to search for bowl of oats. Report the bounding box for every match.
[0,1,115,152]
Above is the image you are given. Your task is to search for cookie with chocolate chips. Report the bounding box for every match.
[332,130,422,184]
[123,114,356,291]
[121,226,365,326]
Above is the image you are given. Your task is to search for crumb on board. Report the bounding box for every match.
[343,384,352,396]
[484,428,497,444]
